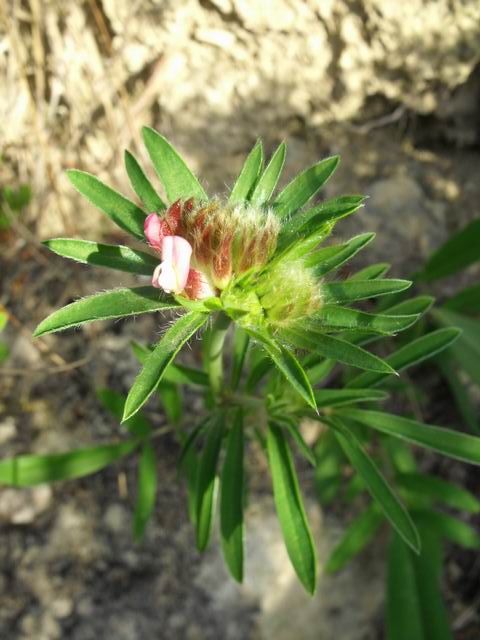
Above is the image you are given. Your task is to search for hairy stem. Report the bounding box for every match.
[206,312,231,400]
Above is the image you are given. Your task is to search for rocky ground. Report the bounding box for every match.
[1,1,480,638]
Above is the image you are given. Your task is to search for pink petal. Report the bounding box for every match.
[162,236,192,291]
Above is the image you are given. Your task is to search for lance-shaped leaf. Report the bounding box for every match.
[419,219,480,282]
[278,195,366,251]
[396,473,480,513]
[229,140,264,204]
[124,150,166,211]
[67,170,146,240]
[321,279,412,304]
[328,418,420,552]
[315,388,389,408]
[324,503,383,573]
[158,381,183,425]
[33,287,178,337]
[347,328,461,389]
[44,238,159,275]
[0,440,138,486]
[280,328,396,374]
[337,408,480,465]
[142,127,207,202]
[274,416,316,466]
[267,422,317,594]
[383,295,435,317]
[133,442,158,541]
[444,282,480,314]
[123,311,209,420]
[306,233,376,276]
[245,327,316,410]
[196,413,225,551]
[413,510,480,549]
[273,156,340,218]
[433,308,480,386]
[220,410,245,582]
[300,306,419,335]
[250,142,286,205]
[349,263,390,280]
[131,340,208,386]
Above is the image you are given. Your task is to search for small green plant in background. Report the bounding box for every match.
[0,184,31,230]
[0,309,9,363]
[0,130,478,624]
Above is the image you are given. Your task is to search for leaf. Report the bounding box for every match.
[414,510,480,549]
[349,263,390,280]
[433,308,480,385]
[33,287,178,337]
[123,311,209,420]
[245,326,317,410]
[158,381,183,425]
[314,430,344,505]
[386,533,425,640]
[329,418,420,552]
[220,410,245,582]
[44,238,159,275]
[324,504,383,573]
[303,305,419,335]
[250,142,286,205]
[275,417,316,466]
[124,149,166,211]
[420,219,480,281]
[96,388,151,438]
[142,127,207,202]
[315,388,389,408]
[306,233,376,276]
[338,408,480,465]
[67,169,146,239]
[133,442,157,541]
[196,412,225,551]
[267,422,317,594]
[176,419,209,471]
[444,282,480,313]
[131,341,209,386]
[231,327,249,390]
[321,279,412,304]
[229,140,264,203]
[347,328,462,389]
[436,352,480,434]
[0,441,138,486]
[273,156,340,218]
[383,295,435,317]
[280,328,396,374]
[396,473,480,513]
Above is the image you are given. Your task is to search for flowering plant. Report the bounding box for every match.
[1,129,479,598]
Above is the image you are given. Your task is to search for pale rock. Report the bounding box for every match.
[0,485,52,524]
[0,416,17,444]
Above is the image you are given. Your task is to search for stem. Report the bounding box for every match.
[206,312,231,400]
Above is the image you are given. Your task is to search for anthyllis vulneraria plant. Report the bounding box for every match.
[3,128,480,595]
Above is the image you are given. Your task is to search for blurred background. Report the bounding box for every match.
[1,1,479,639]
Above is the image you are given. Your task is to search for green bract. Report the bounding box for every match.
[14,130,475,598]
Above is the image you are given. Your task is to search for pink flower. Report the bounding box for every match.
[151,235,192,294]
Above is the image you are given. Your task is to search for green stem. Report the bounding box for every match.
[206,312,231,400]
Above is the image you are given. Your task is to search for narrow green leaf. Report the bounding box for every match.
[44,238,159,275]
[321,279,412,304]
[231,327,249,390]
[67,169,146,239]
[347,328,462,389]
[158,381,183,425]
[383,295,435,316]
[273,156,340,218]
[338,408,480,465]
[196,413,225,551]
[142,127,207,202]
[176,419,209,471]
[131,340,208,386]
[420,219,480,282]
[220,410,244,582]
[133,442,157,541]
[436,352,480,434]
[349,263,390,280]
[96,388,151,438]
[324,504,383,573]
[386,533,425,640]
[250,142,286,205]
[314,430,344,506]
[306,233,376,276]
[414,511,480,549]
[229,140,264,203]
[124,311,209,420]
[329,418,420,552]
[302,305,419,335]
[433,308,480,385]
[315,388,388,408]
[267,422,317,594]
[396,473,480,513]
[444,282,480,313]
[245,327,317,409]
[0,441,138,486]
[275,417,316,466]
[124,149,166,211]
[33,287,178,337]
[281,328,396,374]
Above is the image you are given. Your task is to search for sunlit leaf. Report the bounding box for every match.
[124,149,166,212]
[250,142,286,205]
[229,140,263,203]
[321,279,412,304]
